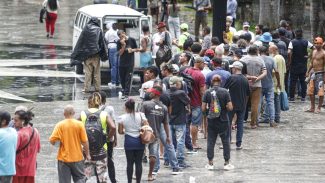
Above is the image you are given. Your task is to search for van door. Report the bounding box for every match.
[72,11,82,49]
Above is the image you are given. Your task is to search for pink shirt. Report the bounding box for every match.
[185,67,205,107]
[16,126,41,176]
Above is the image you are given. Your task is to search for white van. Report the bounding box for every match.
[73,4,152,74]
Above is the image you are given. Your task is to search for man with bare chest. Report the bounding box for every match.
[306,37,325,113]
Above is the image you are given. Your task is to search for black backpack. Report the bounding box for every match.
[181,69,195,93]
[183,33,194,49]
[85,110,107,160]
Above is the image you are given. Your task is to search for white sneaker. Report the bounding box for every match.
[205,164,214,170]
[108,83,116,88]
[224,163,234,170]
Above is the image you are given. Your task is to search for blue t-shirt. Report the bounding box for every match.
[205,67,231,88]
[0,127,18,176]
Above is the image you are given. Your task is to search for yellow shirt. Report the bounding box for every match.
[226,31,233,44]
[49,119,88,162]
[273,54,287,92]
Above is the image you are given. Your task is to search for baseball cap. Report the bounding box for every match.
[171,64,180,74]
[243,22,250,27]
[180,23,189,30]
[204,49,215,58]
[203,56,211,64]
[169,76,183,86]
[229,61,243,69]
[157,22,166,29]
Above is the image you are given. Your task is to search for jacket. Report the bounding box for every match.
[70,17,108,66]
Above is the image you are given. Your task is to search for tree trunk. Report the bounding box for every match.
[282,0,306,29]
[212,0,227,42]
[310,0,325,38]
[259,0,280,30]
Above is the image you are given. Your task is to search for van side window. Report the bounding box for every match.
[75,12,80,27]
[78,14,84,29]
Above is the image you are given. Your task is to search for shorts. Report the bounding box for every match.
[84,158,108,183]
[191,106,202,126]
[148,138,159,159]
[307,73,324,97]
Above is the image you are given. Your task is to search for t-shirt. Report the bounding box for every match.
[16,127,41,176]
[273,54,286,92]
[205,67,231,88]
[241,55,266,88]
[194,0,211,16]
[179,32,190,51]
[102,105,116,121]
[49,119,88,163]
[261,55,276,89]
[0,127,17,176]
[202,86,231,122]
[185,67,206,107]
[141,100,168,138]
[202,35,212,50]
[105,28,119,49]
[118,112,146,138]
[169,88,190,125]
[117,37,137,67]
[224,74,250,111]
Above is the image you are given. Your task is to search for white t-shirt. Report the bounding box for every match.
[117,112,147,138]
[152,33,161,58]
[105,28,119,49]
[236,30,255,42]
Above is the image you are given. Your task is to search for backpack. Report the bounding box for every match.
[183,33,194,49]
[207,88,221,119]
[84,110,107,160]
[181,69,194,93]
[156,32,172,66]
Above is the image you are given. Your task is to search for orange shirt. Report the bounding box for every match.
[49,119,88,162]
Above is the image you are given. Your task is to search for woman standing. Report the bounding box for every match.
[43,0,60,38]
[167,0,180,40]
[118,99,147,183]
[13,110,40,183]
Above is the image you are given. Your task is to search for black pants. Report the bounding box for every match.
[289,72,306,99]
[207,119,230,162]
[125,149,144,183]
[107,142,116,183]
[119,66,133,96]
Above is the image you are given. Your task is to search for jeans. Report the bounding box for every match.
[260,87,275,122]
[169,124,186,163]
[207,119,230,162]
[125,150,144,183]
[154,124,179,171]
[109,47,120,85]
[119,66,133,96]
[289,72,306,99]
[185,116,193,151]
[45,12,58,36]
[107,142,116,183]
[274,93,281,122]
[0,176,13,183]
[58,160,85,183]
[250,87,262,126]
[168,16,180,40]
[228,110,245,147]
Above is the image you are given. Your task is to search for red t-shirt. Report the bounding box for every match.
[16,126,41,176]
[185,67,205,107]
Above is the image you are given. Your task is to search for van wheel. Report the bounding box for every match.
[76,64,84,74]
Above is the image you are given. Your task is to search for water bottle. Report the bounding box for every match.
[118,91,123,99]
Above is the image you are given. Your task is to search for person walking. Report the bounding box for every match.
[139,25,153,69]
[43,0,59,38]
[13,110,41,183]
[227,0,237,27]
[205,57,231,88]
[202,75,234,170]
[71,17,108,93]
[167,0,180,40]
[80,92,116,182]
[49,105,90,183]
[193,0,211,41]
[0,111,18,183]
[118,99,147,183]
[224,61,250,150]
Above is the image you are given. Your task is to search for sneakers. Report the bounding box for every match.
[205,164,214,170]
[224,163,235,170]
[270,122,278,127]
[163,161,169,167]
[186,149,198,154]
[152,171,158,175]
[301,98,306,102]
[172,168,181,175]
[108,83,116,88]
[236,145,242,150]
[289,98,295,102]
[179,163,191,169]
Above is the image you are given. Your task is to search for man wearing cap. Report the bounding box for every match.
[236,22,255,42]
[259,32,273,49]
[161,64,180,89]
[226,16,237,35]
[199,26,212,56]
[193,0,211,41]
[224,61,250,149]
[206,57,231,88]
[227,0,237,27]
[172,23,191,52]
[184,56,206,149]
[141,85,171,180]
[153,22,172,72]
[168,76,191,166]
[305,37,325,113]
[287,29,314,102]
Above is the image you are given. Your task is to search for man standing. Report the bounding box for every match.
[105,22,120,88]
[117,30,138,99]
[288,29,313,101]
[241,45,267,129]
[259,46,280,127]
[306,37,325,113]
[254,24,263,42]
[227,0,237,27]
[71,17,108,93]
[205,57,231,88]
[236,22,255,42]
[202,75,234,170]
[199,26,212,56]
[185,56,206,149]
[141,86,171,181]
[193,0,211,41]
[224,62,250,149]
[172,23,192,52]
[0,111,17,183]
[49,105,90,183]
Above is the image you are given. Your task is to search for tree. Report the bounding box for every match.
[310,0,325,38]
[282,0,306,29]
[212,0,227,42]
[259,0,280,30]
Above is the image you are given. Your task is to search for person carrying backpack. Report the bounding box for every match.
[80,92,116,183]
[172,23,193,52]
[202,74,234,171]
